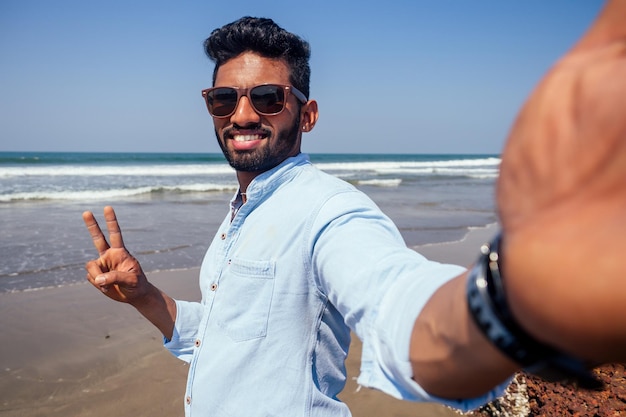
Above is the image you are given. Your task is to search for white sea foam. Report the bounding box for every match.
[316,157,500,170]
[356,178,403,187]
[316,157,500,178]
[0,157,499,179]
[0,163,234,178]
[0,183,237,202]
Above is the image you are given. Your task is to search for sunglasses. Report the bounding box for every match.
[201,84,308,118]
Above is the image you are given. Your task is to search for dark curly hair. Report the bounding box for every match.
[204,17,311,99]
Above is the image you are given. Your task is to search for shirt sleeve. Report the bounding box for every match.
[358,260,510,411]
[310,190,508,411]
[164,299,204,363]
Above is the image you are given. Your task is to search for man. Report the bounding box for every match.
[83,2,626,416]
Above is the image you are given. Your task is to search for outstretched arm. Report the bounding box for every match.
[83,206,177,340]
[410,0,626,399]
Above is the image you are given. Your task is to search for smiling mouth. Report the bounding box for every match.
[232,134,265,142]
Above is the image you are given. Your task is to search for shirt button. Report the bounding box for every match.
[210,283,218,291]
[186,396,191,405]
[194,339,201,347]
[220,233,226,240]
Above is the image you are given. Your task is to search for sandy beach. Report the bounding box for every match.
[0,224,497,417]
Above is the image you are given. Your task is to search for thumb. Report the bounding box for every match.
[94,272,117,294]
[94,270,137,288]
[94,274,109,286]
[94,270,144,295]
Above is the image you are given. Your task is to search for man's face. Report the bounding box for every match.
[212,52,303,174]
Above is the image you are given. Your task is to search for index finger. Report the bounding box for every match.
[82,210,110,256]
[103,206,125,249]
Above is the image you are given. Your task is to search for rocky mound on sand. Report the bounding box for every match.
[463,364,626,416]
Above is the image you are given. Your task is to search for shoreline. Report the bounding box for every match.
[0,224,497,417]
[0,220,496,295]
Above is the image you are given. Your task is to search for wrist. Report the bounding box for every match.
[130,282,176,340]
[128,281,159,308]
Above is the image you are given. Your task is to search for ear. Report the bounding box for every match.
[300,100,319,133]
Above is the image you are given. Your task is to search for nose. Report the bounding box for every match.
[230,95,261,126]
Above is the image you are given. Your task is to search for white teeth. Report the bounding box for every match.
[233,134,261,142]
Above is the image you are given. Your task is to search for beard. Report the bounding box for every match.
[216,115,301,173]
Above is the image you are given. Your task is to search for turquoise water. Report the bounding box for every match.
[0,152,499,292]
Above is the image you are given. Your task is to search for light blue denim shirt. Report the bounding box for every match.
[165,153,506,416]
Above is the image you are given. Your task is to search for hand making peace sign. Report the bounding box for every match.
[83,206,150,304]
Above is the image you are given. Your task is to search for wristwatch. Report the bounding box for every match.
[466,232,602,389]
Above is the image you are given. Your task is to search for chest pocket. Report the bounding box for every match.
[215,258,275,342]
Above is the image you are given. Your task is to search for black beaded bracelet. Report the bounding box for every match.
[466,232,602,389]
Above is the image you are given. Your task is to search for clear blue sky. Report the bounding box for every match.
[0,0,604,154]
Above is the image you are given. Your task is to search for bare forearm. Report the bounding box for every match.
[410,272,518,399]
[131,283,177,340]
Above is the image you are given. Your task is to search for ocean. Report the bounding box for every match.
[0,152,500,292]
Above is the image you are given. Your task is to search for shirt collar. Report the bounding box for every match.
[229,153,311,207]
